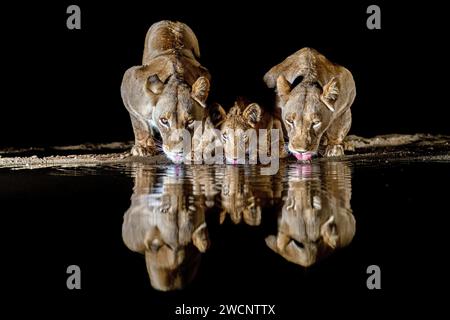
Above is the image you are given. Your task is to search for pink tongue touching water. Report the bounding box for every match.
[294,152,313,161]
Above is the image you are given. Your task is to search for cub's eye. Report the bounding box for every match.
[222,132,228,141]
[159,117,169,126]
[312,121,322,130]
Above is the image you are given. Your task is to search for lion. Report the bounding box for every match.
[210,98,288,164]
[265,161,355,267]
[264,47,356,159]
[122,165,213,291]
[121,20,211,163]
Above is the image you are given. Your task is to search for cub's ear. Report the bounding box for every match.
[276,75,292,101]
[192,223,210,253]
[191,76,210,108]
[243,103,262,128]
[209,102,227,127]
[320,77,339,112]
[146,74,164,95]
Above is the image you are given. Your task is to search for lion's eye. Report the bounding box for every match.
[159,117,169,126]
[187,119,194,126]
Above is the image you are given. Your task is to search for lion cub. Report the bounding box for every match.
[211,99,288,164]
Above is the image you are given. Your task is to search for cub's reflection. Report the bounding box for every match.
[122,166,215,291]
[218,166,283,226]
[266,162,355,267]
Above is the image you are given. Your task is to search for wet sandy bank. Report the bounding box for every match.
[1,134,449,169]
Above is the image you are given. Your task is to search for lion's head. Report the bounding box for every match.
[276,78,338,160]
[147,73,210,162]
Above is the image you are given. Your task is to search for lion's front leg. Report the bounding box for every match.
[130,114,157,156]
[324,108,352,157]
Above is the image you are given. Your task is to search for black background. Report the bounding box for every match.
[2,0,448,148]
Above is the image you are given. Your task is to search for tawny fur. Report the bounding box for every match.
[265,162,355,266]
[211,99,288,163]
[121,21,211,161]
[122,166,213,291]
[264,48,356,157]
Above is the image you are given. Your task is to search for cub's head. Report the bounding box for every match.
[147,74,210,163]
[276,76,338,160]
[210,100,263,164]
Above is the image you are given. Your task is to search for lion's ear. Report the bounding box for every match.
[191,76,210,108]
[276,75,292,103]
[320,77,339,112]
[320,215,338,249]
[265,235,279,253]
[243,103,262,128]
[146,74,164,95]
[209,103,227,127]
[192,223,210,253]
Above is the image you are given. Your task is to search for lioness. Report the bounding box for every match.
[265,162,355,267]
[210,99,288,164]
[121,21,211,163]
[264,48,356,159]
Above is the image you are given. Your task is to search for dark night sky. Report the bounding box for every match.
[2,1,448,147]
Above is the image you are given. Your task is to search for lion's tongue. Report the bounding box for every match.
[294,152,313,161]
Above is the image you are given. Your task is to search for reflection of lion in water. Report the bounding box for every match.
[122,166,214,291]
[266,162,355,267]
[218,166,283,226]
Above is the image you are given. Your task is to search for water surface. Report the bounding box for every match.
[2,158,449,316]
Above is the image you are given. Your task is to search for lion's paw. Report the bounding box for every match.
[325,144,344,157]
